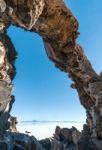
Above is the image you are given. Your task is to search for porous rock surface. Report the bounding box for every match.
[0,0,102,149]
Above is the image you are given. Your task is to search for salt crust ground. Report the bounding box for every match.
[17,122,84,139]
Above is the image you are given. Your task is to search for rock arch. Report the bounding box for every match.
[0,0,102,143]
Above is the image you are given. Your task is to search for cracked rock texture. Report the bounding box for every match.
[0,0,102,149]
[0,24,17,135]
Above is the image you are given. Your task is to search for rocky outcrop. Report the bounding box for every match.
[40,126,102,150]
[8,116,18,132]
[0,0,102,149]
[0,23,17,135]
[0,126,102,150]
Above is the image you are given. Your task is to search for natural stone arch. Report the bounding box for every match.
[0,0,102,142]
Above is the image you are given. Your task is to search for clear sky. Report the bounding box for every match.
[7,0,102,121]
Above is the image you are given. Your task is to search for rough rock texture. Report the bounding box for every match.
[0,0,102,149]
[8,116,18,132]
[0,126,101,150]
[5,126,102,150]
[0,23,17,135]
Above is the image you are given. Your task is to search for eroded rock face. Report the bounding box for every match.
[0,24,17,135]
[9,116,17,132]
[0,0,6,12]
[0,126,102,150]
[4,0,45,30]
[0,0,102,148]
[54,126,81,147]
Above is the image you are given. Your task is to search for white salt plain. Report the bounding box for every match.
[17,122,84,140]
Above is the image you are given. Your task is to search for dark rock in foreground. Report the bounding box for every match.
[0,126,102,150]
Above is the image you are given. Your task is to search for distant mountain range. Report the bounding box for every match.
[20,120,85,124]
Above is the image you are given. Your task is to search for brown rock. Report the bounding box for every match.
[0,0,102,146]
[9,116,18,132]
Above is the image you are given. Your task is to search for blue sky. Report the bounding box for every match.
[7,0,102,121]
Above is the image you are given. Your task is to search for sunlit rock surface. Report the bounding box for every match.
[0,0,102,149]
[0,24,16,135]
